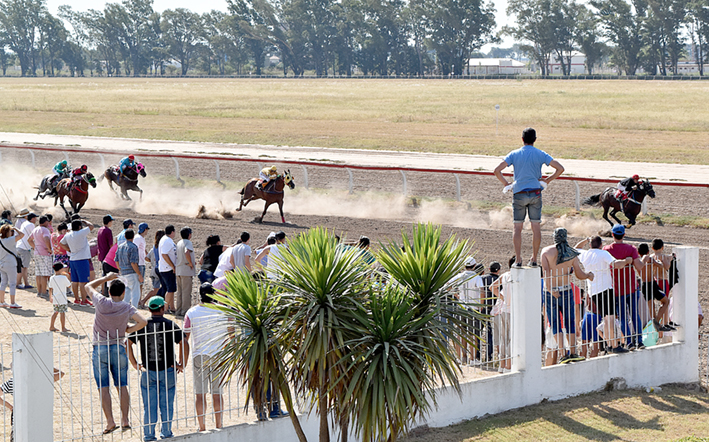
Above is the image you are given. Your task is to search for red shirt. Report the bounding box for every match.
[603,242,639,296]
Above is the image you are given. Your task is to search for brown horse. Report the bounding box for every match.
[583,180,656,228]
[237,170,295,223]
[55,173,97,219]
[103,163,147,200]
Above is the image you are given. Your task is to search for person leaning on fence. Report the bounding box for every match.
[493,128,565,267]
[184,283,229,432]
[127,296,188,442]
[540,227,594,364]
[479,261,502,363]
[575,236,632,355]
[175,227,195,317]
[86,273,148,435]
[638,243,672,332]
[449,257,484,365]
[604,224,645,350]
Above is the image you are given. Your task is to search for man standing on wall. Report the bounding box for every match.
[494,128,565,267]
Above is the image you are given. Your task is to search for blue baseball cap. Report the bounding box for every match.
[138,222,149,234]
[611,224,625,236]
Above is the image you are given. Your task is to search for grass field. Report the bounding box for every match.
[0,78,707,164]
[402,385,709,442]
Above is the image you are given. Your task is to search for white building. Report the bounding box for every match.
[547,51,586,75]
[467,58,528,75]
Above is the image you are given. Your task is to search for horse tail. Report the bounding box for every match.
[582,194,601,206]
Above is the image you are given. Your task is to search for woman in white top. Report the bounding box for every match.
[0,224,25,308]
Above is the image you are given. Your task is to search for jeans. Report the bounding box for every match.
[617,291,643,346]
[544,289,575,335]
[121,272,141,307]
[140,368,176,441]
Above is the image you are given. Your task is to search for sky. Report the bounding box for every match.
[46,0,517,50]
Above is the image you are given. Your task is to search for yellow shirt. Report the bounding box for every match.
[261,167,277,177]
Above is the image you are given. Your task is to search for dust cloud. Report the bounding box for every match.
[554,215,608,238]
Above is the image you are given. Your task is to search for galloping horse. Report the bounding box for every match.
[583,180,656,228]
[237,170,295,223]
[55,173,97,218]
[34,173,68,200]
[103,163,147,200]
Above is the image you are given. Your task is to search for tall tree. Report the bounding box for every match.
[591,0,647,75]
[0,0,45,76]
[505,0,557,75]
[161,8,202,75]
[648,0,688,74]
[575,4,606,74]
[687,0,709,75]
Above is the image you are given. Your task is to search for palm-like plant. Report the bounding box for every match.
[208,269,307,442]
[276,226,373,442]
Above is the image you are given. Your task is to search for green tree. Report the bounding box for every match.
[591,0,647,75]
[575,5,606,74]
[161,8,203,75]
[648,0,688,74]
[687,0,709,75]
[504,0,557,75]
[0,0,45,76]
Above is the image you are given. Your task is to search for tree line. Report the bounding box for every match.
[0,0,707,77]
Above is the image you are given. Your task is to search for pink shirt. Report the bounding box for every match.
[104,243,119,269]
[31,226,52,256]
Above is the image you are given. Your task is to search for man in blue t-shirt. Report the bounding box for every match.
[494,127,565,267]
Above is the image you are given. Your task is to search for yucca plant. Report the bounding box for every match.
[208,269,307,442]
[276,227,373,442]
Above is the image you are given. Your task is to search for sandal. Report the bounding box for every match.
[103,425,119,435]
[121,425,132,431]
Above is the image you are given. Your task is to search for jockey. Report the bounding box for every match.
[616,174,640,201]
[257,165,278,191]
[119,155,136,176]
[50,160,69,188]
[70,165,88,187]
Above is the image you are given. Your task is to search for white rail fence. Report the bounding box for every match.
[2,246,699,442]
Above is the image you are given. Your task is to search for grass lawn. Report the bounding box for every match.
[402,385,709,442]
[0,78,707,164]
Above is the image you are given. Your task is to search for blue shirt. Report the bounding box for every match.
[504,145,553,193]
[116,230,127,246]
[116,241,139,275]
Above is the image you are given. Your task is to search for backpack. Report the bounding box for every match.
[668,254,679,289]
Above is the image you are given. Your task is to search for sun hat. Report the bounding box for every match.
[16,208,29,218]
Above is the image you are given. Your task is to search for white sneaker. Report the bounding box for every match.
[473,359,482,366]
[8,304,21,309]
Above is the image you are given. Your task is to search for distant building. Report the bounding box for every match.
[466,58,528,75]
[547,51,586,75]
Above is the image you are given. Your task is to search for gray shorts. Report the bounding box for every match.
[193,354,223,395]
[17,248,31,268]
[513,191,542,223]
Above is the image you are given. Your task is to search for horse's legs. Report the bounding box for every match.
[609,208,624,226]
[260,202,273,223]
[278,200,285,224]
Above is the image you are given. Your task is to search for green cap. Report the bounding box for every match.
[147,296,165,311]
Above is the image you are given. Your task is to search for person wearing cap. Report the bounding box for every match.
[127,296,187,441]
[97,215,114,265]
[184,283,227,431]
[15,210,37,290]
[255,231,286,279]
[604,224,645,350]
[116,229,143,307]
[540,227,595,364]
[49,262,71,332]
[449,256,485,364]
[30,215,53,296]
[135,223,149,298]
[494,127,565,267]
[119,155,136,177]
[59,218,95,305]
[615,174,641,202]
[116,219,136,246]
[175,227,195,316]
[256,165,278,191]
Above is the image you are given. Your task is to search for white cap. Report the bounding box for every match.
[267,231,277,239]
[464,257,477,267]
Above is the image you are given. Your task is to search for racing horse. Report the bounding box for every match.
[583,179,656,228]
[34,173,68,200]
[237,170,295,223]
[103,163,147,200]
[55,173,97,219]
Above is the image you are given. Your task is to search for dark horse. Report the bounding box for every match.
[583,180,656,228]
[55,173,97,219]
[34,173,68,201]
[103,163,147,200]
[237,170,295,223]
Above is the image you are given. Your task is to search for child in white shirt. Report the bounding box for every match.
[49,263,71,332]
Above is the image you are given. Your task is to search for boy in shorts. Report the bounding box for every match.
[49,263,71,332]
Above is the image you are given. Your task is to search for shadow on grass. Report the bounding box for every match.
[403,386,709,442]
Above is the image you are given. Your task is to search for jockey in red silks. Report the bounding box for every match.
[69,165,88,188]
[615,174,640,201]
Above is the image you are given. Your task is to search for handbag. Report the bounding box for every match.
[0,240,22,274]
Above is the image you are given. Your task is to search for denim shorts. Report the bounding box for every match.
[544,289,575,335]
[513,191,542,223]
[92,344,129,389]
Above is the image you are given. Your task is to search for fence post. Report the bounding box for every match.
[26,149,35,169]
[301,165,309,189]
[641,199,648,216]
[62,152,69,164]
[12,332,53,442]
[574,181,580,211]
[214,160,226,189]
[172,157,185,187]
[510,268,542,374]
[96,153,106,172]
[346,168,354,195]
[454,174,461,202]
[399,170,407,196]
[673,247,699,346]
